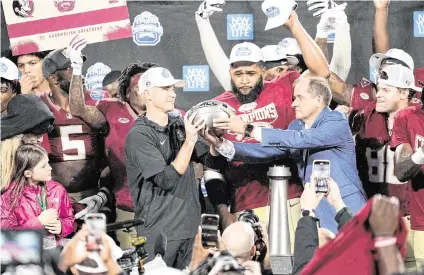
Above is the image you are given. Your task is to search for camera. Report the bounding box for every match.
[238,209,267,263]
[191,250,246,275]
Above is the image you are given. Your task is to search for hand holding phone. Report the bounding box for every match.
[312,160,331,193]
[85,213,106,251]
[201,214,219,249]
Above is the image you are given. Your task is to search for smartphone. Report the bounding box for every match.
[312,160,331,193]
[201,214,220,249]
[85,213,106,251]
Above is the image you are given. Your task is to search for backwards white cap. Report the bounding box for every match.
[370,48,414,71]
[278,38,302,56]
[262,0,298,31]
[377,64,421,92]
[261,45,299,65]
[138,67,185,93]
[229,42,263,64]
[0,57,19,81]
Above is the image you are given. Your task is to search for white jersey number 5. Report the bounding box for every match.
[60,125,86,161]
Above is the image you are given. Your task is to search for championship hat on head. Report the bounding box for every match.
[278,38,302,56]
[377,64,421,92]
[262,0,298,31]
[370,48,414,71]
[138,67,185,93]
[42,48,87,78]
[229,42,263,64]
[0,57,19,81]
[261,45,299,66]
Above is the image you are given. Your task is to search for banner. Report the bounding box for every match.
[1,0,132,55]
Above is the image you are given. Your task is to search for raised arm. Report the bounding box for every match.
[195,0,231,91]
[328,72,354,106]
[286,12,330,78]
[372,0,390,53]
[394,143,423,182]
[67,36,108,130]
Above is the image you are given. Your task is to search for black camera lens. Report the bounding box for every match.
[238,209,260,225]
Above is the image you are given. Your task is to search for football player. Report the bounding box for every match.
[10,50,50,95]
[354,64,421,269]
[41,43,109,220]
[203,9,330,252]
[391,89,424,270]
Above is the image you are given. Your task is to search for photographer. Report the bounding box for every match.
[125,67,226,269]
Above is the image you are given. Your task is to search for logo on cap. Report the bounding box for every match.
[162,69,171,78]
[145,81,151,88]
[0,63,8,74]
[235,47,252,57]
[266,7,280,18]
[132,11,164,46]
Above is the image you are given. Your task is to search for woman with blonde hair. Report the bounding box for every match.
[1,94,54,191]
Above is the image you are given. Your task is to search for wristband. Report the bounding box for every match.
[316,24,328,39]
[374,236,397,248]
[72,66,82,76]
[411,147,424,165]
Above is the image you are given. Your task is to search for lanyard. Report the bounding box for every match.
[37,184,47,211]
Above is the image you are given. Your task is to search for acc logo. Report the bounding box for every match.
[266,7,280,18]
[235,47,252,57]
[13,0,34,17]
[85,62,112,90]
[89,91,105,101]
[239,102,257,113]
[54,0,75,12]
[0,63,8,74]
[118,117,130,124]
[132,11,164,46]
[360,92,370,100]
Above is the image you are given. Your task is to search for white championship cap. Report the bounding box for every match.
[377,64,421,92]
[370,48,414,71]
[138,67,185,93]
[229,42,263,64]
[261,45,299,65]
[0,57,19,81]
[262,0,298,31]
[278,38,302,56]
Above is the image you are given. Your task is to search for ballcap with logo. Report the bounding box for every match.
[138,67,186,93]
[377,64,421,92]
[278,38,302,56]
[262,0,298,31]
[0,57,19,81]
[369,48,414,71]
[229,42,263,64]
[42,48,87,79]
[261,45,299,65]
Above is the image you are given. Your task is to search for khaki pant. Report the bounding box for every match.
[116,208,138,250]
[414,230,424,270]
[235,198,301,254]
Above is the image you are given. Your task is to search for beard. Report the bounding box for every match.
[231,77,264,104]
[59,79,71,94]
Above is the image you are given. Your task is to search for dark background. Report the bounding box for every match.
[1,0,423,111]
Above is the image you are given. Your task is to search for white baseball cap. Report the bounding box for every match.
[377,64,421,92]
[229,42,263,64]
[278,38,302,56]
[369,48,414,71]
[262,0,298,31]
[138,67,185,93]
[0,57,19,81]
[261,45,299,65]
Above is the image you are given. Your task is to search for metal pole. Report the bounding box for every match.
[268,165,293,275]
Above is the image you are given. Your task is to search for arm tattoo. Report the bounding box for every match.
[69,74,108,131]
[394,144,422,182]
[315,38,329,62]
[329,72,353,106]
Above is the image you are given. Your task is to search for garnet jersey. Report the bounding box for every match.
[84,90,110,106]
[355,103,409,216]
[351,67,423,111]
[391,106,424,230]
[96,99,137,211]
[96,98,186,211]
[214,71,303,212]
[40,94,106,193]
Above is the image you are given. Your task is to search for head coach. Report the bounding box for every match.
[124,67,226,269]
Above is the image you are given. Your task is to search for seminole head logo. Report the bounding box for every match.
[13,0,34,18]
[54,0,76,12]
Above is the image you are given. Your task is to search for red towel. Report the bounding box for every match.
[300,199,407,275]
